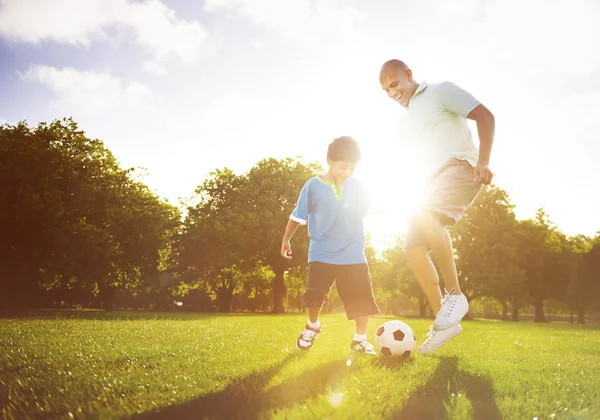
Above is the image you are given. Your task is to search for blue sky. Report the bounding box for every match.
[1,0,599,240]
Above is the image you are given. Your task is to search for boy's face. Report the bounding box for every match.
[327,159,356,182]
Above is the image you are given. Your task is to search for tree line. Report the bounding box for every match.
[1,119,599,322]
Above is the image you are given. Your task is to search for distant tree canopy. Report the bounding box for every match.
[1,119,599,322]
[0,119,179,309]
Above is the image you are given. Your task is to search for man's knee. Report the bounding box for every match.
[414,210,451,228]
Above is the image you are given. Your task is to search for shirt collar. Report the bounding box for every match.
[408,81,428,106]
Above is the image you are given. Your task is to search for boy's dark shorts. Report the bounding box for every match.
[404,158,483,250]
[302,262,380,320]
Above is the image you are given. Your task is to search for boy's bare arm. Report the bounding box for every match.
[467,103,495,185]
[281,218,301,259]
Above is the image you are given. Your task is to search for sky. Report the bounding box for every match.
[1,0,599,243]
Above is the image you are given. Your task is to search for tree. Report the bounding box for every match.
[176,169,251,312]
[0,119,178,309]
[516,209,570,322]
[577,237,600,323]
[370,237,428,316]
[241,158,321,313]
[450,185,526,320]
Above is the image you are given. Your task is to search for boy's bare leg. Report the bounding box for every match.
[355,316,368,335]
[414,212,461,294]
[308,307,321,324]
[350,316,376,354]
[404,245,443,314]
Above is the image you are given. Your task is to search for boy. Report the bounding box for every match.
[379,59,495,354]
[280,136,380,354]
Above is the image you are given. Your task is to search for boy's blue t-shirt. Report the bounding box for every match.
[290,176,370,265]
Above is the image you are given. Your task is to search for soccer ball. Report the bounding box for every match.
[374,320,416,359]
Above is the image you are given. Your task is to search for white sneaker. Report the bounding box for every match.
[433,289,469,330]
[296,324,321,351]
[350,340,377,355]
[418,324,463,354]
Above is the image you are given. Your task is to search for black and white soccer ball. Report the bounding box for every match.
[374,320,416,359]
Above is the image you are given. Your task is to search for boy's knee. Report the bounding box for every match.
[302,288,328,309]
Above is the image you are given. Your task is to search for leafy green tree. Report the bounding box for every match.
[0,119,178,309]
[577,236,600,323]
[370,237,428,316]
[176,169,250,312]
[450,185,526,320]
[516,209,571,322]
[241,157,321,313]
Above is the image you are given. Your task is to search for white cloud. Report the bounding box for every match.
[0,0,209,63]
[204,0,365,44]
[143,60,168,75]
[20,65,156,111]
[126,0,208,63]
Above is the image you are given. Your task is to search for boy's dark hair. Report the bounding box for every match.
[327,136,361,163]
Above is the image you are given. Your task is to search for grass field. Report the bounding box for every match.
[1,311,599,420]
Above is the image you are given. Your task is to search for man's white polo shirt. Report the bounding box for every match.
[399,81,481,176]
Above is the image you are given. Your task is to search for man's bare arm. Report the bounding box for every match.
[467,104,495,185]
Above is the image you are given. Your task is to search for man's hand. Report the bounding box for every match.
[281,240,293,260]
[474,163,493,185]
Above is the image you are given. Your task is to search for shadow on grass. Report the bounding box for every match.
[390,356,501,420]
[131,353,350,420]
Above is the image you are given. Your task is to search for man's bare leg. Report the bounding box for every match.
[403,246,443,314]
[414,212,461,294]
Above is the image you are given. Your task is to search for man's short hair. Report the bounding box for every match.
[327,136,361,163]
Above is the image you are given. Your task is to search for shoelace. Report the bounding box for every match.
[423,326,438,345]
[437,288,458,319]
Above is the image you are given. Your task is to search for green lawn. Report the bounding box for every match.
[1,311,599,419]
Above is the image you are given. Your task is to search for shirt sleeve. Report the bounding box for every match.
[436,81,481,117]
[290,180,311,225]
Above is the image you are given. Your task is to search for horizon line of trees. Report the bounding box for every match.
[1,119,599,323]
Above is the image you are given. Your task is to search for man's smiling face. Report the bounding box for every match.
[379,63,418,108]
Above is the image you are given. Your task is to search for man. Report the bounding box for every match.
[379,59,495,354]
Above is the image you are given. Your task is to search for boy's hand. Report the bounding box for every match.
[281,241,293,260]
[474,163,493,185]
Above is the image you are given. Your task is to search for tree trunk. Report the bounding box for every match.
[577,307,586,324]
[418,298,427,317]
[101,286,117,311]
[501,302,509,321]
[534,299,546,322]
[569,309,574,324]
[511,300,519,321]
[462,292,474,320]
[272,266,286,314]
[217,288,233,313]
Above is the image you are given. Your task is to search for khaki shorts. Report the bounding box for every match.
[404,158,483,249]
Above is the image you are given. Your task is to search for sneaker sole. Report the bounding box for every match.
[350,349,377,355]
[418,326,463,355]
[296,344,311,352]
[433,320,461,331]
